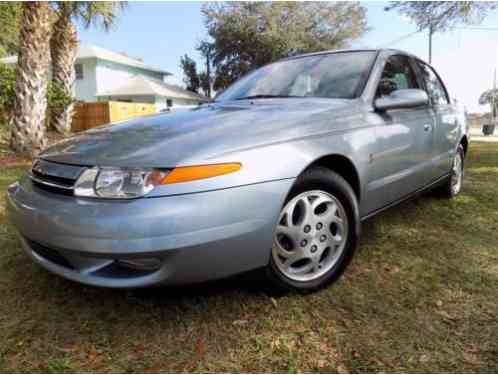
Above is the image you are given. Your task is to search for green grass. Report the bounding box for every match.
[0,143,497,373]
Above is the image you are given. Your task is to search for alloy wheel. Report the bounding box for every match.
[272,190,349,282]
[451,152,463,195]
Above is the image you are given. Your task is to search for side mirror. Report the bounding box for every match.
[375,89,429,111]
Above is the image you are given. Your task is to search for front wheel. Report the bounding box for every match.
[265,167,359,293]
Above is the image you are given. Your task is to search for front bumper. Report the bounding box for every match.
[7,175,294,288]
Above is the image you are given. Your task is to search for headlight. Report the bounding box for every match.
[74,163,241,199]
[74,167,169,199]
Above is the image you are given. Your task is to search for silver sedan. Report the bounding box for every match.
[7,49,468,292]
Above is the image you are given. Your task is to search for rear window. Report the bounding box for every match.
[416,62,449,105]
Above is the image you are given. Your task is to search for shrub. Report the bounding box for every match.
[47,81,73,112]
[0,62,15,122]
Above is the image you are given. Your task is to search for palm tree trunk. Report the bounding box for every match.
[10,2,51,157]
[50,11,77,134]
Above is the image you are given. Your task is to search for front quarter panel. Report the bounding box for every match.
[147,104,374,202]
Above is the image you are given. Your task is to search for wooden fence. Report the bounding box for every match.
[72,101,156,132]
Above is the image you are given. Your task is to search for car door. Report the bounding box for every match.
[415,60,458,180]
[365,54,436,213]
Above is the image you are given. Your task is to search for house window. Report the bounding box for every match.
[75,64,83,80]
[166,99,173,107]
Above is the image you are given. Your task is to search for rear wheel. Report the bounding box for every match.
[265,167,359,293]
[435,144,465,198]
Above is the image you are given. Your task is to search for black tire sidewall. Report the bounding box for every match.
[266,167,360,293]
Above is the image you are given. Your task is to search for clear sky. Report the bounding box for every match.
[77,1,498,113]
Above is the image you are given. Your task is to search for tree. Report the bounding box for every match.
[180,54,200,93]
[0,2,21,57]
[50,2,125,134]
[1,62,71,127]
[197,41,214,98]
[202,2,368,91]
[198,71,211,98]
[479,89,498,117]
[10,2,52,157]
[385,2,498,63]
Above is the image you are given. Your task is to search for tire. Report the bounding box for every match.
[264,167,360,294]
[435,144,465,198]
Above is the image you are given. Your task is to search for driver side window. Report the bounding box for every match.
[376,55,419,97]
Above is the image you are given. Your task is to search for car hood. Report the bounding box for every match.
[40,98,361,168]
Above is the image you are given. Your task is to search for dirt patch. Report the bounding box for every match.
[0,130,68,168]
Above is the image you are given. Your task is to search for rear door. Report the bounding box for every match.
[365,55,436,213]
[415,60,458,180]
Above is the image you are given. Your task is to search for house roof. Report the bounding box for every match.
[97,76,209,102]
[78,45,170,75]
[0,44,171,76]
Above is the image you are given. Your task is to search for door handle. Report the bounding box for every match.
[424,124,432,132]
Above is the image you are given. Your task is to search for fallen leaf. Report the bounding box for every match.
[59,345,79,353]
[194,338,206,358]
[420,354,429,363]
[438,310,456,321]
[463,352,482,365]
[337,364,349,373]
[232,319,249,326]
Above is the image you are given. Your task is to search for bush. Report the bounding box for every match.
[47,81,73,112]
[0,62,15,121]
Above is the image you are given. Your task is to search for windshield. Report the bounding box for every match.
[216,51,377,102]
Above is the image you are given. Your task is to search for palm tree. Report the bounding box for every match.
[10,2,52,156]
[50,2,125,134]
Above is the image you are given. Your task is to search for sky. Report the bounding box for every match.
[77,1,498,113]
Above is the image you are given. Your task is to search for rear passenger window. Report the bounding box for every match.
[417,62,449,105]
[376,55,419,97]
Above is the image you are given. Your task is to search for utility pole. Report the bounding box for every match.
[428,23,434,64]
[206,44,212,99]
[493,68,496,121]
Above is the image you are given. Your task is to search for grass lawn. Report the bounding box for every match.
[0,142,497,373]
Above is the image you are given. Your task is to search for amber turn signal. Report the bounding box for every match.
[161,163,241,184]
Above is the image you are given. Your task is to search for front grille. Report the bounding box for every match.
[32,180,74,196]
[29,159,87,196]
[26,238,75,270]
[32,169,74,187]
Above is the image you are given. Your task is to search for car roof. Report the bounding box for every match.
[281,48,426,64]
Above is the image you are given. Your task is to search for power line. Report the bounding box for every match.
[379,30,421,47]
[454,26,498,31]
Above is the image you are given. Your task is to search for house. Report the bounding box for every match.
[0,44,208,111]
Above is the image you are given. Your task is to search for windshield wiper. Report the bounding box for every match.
[234,94,298,100]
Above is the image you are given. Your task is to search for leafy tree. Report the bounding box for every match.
[202,2,368,90]
[479,88,498,117]
[385,2,497,32]
[180,54,200,93]
[385,2,497,62]
[0,2,21,57]
[50,2,125,134]
[11,2,52,156]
